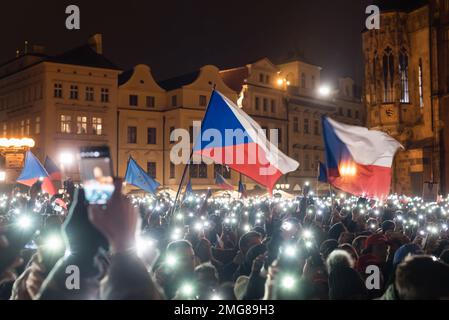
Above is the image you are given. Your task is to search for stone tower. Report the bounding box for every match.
[362,0,440,196]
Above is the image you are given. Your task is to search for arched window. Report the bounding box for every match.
[382,47,395,103]
[399,48,409,103]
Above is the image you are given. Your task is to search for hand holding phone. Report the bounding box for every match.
[79,146,115,205]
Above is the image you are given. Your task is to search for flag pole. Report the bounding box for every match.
[170,85,217,219]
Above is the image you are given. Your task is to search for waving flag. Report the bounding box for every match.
[17,151,56,195]
[215,172,234,191]
[193,90,299,191]
[318,162,328,183]
[44,156,62,181]
[322,116,403,200]
[238,180,247,198]
[124,157,160,194]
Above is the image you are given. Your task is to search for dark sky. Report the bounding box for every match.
[1,0,372,85]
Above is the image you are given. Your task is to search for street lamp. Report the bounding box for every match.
[318,85,332,97]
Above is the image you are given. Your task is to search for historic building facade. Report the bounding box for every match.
[0,34,363,193]
[363,0,449,195]
[0,34,120,183]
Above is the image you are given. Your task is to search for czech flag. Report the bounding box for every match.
[44,156,62,181]
[193,90,299,191]
[215,172,234,191]
[17,151,56,195]
[124,157,160,194]
[318,162,328,183]
[322,116,403,200]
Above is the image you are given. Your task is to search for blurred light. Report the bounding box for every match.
[282,222,293,231]
[59,152,74,165]
[44,235,64,252]
[166,254,178,267]
[281,274,296,290]
[180,283,195,297]
[303,230,313,239]
[0,171,6,182]
[318,85,331,97]
[17,216,32,229]
[283,245,297,258]
[0,138,35,148]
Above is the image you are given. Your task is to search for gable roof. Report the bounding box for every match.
[48,45,120,70]
[157,71,200,91]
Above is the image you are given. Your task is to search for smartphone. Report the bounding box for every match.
[79,146,115,205]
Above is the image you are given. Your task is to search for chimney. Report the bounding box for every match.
[88,33,103,54]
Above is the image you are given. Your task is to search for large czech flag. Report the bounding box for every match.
[17,151,56,196]
[322,116,403,200]
[193,90,299,191]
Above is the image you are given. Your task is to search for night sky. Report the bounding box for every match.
[1,0,374,85]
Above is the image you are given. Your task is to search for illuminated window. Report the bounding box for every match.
[35,117,40,134]
[85,87,94,101]
[101,88,109,103]
[54,83,63,98]
[92,117,103,135]
[76,116,87,134]
[60,115,72,133]
[69,85,78,100]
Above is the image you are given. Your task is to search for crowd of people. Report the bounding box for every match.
[1,179,449,300]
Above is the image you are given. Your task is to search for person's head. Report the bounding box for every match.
[328,222,347,241]
[364,234,388,262]
[352,236,368,256]
[328,266,367,300]
[326,249,355,274]
[338,232,354,245]
[194,263,219,298]
[393,243,423,268]
[320,239,339,261]
[395,255,449,300]
[338,244,359,263]
[382,220,396,233]
[166,240,196,274]
[239,231,262,254]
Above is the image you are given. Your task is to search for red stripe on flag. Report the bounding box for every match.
[328,163,392,200]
